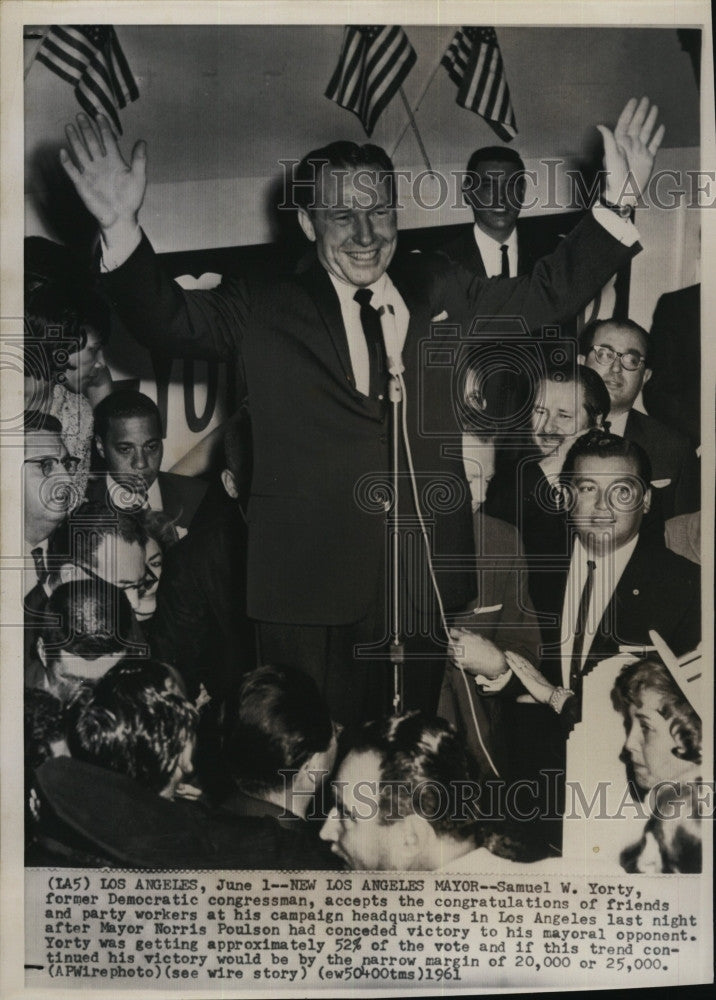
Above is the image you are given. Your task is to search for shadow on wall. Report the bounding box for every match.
[27,141,98,254]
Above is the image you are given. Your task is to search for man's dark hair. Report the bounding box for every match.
[293,141,396,213]
[24,280,110,380]
[224,664,333,793]
[141,509,180,553]
[578,318,651,367]
[93,390,163,442]
[561,429,652,491]
[50,502,147,571]
[465,145,525,174]
[66,659,197,794]
[538,363,612,430]
[611,657,701,765]
[40,580,137,659]
[24,410,63,435]
[346,712,477,841]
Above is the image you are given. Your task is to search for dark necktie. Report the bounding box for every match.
[500,244,510,278]
[31,546,48,587]
[354,288,387,399]
[568,559,597,692]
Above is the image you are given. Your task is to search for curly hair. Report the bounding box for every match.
[611,657,701,765]
[24,280,110,382]
[66,659,197,794]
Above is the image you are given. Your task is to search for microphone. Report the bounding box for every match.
[376,304,404,376]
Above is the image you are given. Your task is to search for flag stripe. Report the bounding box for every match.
[37,24,138,135]
[109,31,139,102]
[35,51,77,86]
[441,26,518,141]
[325,25,416,136]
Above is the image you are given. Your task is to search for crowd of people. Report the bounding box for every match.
[22,97,703,872]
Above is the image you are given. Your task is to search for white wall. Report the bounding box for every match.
[23,25,702,462]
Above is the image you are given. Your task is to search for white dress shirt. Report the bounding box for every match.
[607,410,629,438]
[473,225,518,277]
[560,534,639,687]
[328,272,409,396]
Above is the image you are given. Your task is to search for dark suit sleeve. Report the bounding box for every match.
[673,441,701,516]
[440,212,638,333]
[99,232,250,363]
[669,561,701,659]
[643,289,700,445]
[150,540,209,695]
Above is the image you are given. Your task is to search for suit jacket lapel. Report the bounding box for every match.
[516,227,535,276]
[625,408,638,439]
[585,535,647,671]
[298,259,355,385]
[459,229,486,276]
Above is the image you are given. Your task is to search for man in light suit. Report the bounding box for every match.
[59,99,663,725]
[579,318,699,519]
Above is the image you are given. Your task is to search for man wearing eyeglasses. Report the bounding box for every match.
[23,412,80,602]
[48,502,149,620]
[579,318,699,520]
[25,580,138,703]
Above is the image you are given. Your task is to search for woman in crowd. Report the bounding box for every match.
[24,280,113,505]
[135,509,181,630]
[611,656,701,793]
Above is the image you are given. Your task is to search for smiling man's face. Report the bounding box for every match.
[570,453,650,556]
[298,166,397,287]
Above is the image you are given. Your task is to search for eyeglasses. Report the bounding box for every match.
[73,561,157,597]
[24,455,80,477]
[590,345,646,372]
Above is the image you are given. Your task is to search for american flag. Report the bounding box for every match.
[441,27,517,141]
[36,25,139,135]
[325,26,416,137]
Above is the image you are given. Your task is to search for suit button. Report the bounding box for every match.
[380,434,387,444]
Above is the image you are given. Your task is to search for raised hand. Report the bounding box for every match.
[59,113,147,232]
[598,97,665,207]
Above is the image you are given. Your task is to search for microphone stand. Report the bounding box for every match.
[380,304,405,714]
[388,368,404,714]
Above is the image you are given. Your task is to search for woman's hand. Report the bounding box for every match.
[504,650,556,706]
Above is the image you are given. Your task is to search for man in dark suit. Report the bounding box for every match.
[89,389,207,531]
[217,664,340,868]
[643,283,700,447]
[439,146,546,426]
[25,580,136,701]
[23,411,81,666]
[497,431,700,852]
[151,409,255,700]
[579,318,699,519]
[59,99,663,725]
[440,145,532,278]
[542,435,699,691]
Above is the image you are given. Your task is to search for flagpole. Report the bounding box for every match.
[24,27,49,81]
[397,87,434,174]
[391,57,442,160]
